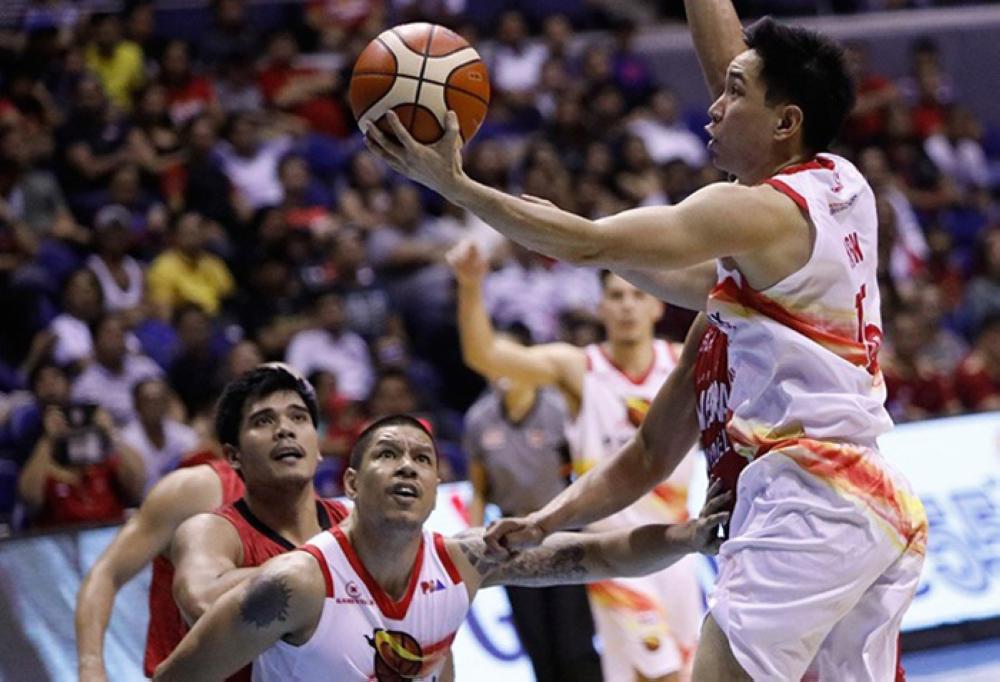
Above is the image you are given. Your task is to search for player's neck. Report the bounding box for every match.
[737,149,813,186]
[345,516,422,601]
[604,338,655,378]
[243,483,320,546]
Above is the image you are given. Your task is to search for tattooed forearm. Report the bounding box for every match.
[459,538,503,578]
[239,574,291,629]
[502,544,587,586]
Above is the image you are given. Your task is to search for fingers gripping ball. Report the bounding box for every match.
[349,23,490,144]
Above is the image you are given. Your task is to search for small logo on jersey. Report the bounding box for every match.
[366,628,426,681]
[336,580,373,606]
[420,579,446,594]
[642,636,661,652]
[624,397,651,428]
[844,232,864,267]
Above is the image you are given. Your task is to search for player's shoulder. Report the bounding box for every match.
[143,464,224,518]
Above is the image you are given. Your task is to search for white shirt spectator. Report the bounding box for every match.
[884,185,929,287]
[484,260,601,343]
[285,329,373,401]
[491,42,548,94]
[49,313,93,367]
[216,136,293,209]
[924,134,989,192]
[87,254,145,312]
[627,118,708,168]
[121,418,199,495]
[71,355,164,425]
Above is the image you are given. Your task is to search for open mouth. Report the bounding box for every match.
[388,482,420,501]
[271,443,305,461]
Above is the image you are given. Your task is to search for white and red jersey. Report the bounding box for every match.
[566,340,696,532]
[252,526,468,682]
[706,154,892,460]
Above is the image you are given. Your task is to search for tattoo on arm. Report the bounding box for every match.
[461,536,589,587]
[239,574,291,629]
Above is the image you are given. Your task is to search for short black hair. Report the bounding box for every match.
[348,414,435,470]
[744,17,855,153]
[214,365,319,448]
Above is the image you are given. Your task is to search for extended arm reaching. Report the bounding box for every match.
[453,478,730,591]
[683,0,747,99]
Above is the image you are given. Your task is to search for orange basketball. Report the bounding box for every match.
[349,23,490,144]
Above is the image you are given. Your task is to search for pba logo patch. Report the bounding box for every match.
[421,578,446,594]
[366,629,426,681]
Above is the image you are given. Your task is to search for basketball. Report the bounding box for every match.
[349,23,490,144]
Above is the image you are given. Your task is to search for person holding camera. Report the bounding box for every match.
[16,401,146,529]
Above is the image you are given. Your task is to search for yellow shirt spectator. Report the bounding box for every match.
[147,249,236,317]
[85,40,144,108]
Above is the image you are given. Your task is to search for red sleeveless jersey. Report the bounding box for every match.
[143,459,244,677]
[213,497,351,569]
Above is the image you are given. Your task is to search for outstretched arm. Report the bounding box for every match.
[449,239,586,393]
[452,480,730,592]
[154,552,324,682]
[365,113,794,272]
[76,466,222,682]
[684,0,747,99]
[484,315,708,553]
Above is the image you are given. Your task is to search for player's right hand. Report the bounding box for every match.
[483,514,548,556]
[446,239,488,286]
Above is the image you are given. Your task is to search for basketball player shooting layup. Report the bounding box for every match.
[153,415,730,682]
[363,0,929,679]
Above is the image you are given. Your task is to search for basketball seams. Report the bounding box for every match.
[350,23,488,143]
[409,24,437,130]
[351,72,489,106]
[388,28,431,59]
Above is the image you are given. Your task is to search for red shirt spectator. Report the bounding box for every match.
[159,39,218,127]
[883,307,960,422]
[258,31,348,138]
[954,317,1000,412]
[36,458,128,528]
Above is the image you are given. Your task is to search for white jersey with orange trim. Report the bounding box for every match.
[252,526,468,682]
[566,340,696,533]
[567,339,702,681]
[706,153,893,458]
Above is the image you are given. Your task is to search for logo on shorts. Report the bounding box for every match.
[642,636,661,651]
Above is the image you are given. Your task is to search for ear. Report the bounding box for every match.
[775,104,804,143]
[223,443,241,472]
[343,467,359,500]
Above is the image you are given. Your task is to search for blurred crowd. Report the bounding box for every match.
[0,0,997,533]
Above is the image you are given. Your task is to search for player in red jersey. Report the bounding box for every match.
[168,364,349,681]
[76,449,244,682]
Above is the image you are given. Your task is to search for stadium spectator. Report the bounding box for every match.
[120,377,198,495]
[146,211,235,317]
[285,290,374,401]
[258,30,348,138]
[627,88,709,168]
[955,315,1000,412]
[71,313,163,426]
[200,0,262,67]
[83,13,144,109]
[167,304,226,419]
[883,306,961,422]
[46,268,105,370]
[17,401,145,529]
[960,229,1000,335]
[86,205,145,319]
[216,112,297,210]
[156,39,218,128]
